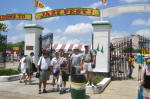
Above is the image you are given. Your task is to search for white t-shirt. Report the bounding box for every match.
[37,57,51,70]
[51,57,61,73]
[20,57,26,69]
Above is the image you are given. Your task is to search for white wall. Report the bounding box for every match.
[92,21,112,73]
[24,24,43,65]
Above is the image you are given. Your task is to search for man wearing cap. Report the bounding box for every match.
[81,44,96,86]
[51,51,61,92]
[70,47,82,74]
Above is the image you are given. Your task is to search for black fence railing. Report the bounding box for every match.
[0,34,7,69]
[110,39,132,80]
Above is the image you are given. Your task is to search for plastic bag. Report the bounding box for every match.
[57,75,62,85]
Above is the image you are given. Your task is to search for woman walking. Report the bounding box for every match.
[19,55,27,83]
[138,58,150,99]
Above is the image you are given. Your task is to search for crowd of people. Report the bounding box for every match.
[18,44,96,94]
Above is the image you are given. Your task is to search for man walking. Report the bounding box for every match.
[81,45,96,86]
[24,52,34,85]
[37,51,51,94]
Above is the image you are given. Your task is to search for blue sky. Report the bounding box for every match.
[0,0,150,44]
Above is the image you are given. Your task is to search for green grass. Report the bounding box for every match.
[93,75,104,85]
[0,69,19,76]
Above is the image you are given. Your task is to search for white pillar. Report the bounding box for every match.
[92,21,112,75]
[24,24,44,65]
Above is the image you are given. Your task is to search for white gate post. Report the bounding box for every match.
[24,24,44,65]
[92,21,112,76]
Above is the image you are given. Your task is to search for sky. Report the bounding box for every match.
[0,0,150,44]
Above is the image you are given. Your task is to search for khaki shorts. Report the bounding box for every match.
[143,87,150,98]
[26,68,33,76]
[39,70,50,83]
[83,62,93,72]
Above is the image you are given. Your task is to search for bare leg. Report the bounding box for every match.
[89,71,93,82]
[43,80,47,89]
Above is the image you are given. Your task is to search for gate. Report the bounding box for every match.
[110,39,132,80]
[0,34,7,69]
[39,33,53,58]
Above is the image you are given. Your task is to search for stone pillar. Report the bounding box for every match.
[92,21,112,75]
[24,24,44,65]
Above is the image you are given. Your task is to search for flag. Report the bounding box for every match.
[34,0,38,7]
[97,44,100,52]
[101,45,104,53]
[101,0,107,5]
[39,2,45,8]
[34,0,45,8]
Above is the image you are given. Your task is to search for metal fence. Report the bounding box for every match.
[110,39,132,80]
[0,34,7,69]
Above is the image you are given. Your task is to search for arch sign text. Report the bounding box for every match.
[0,8,100,21]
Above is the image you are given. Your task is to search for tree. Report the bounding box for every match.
[0,23,8,52]
[0,23,8,33]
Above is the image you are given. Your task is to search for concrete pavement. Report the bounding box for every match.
[0,62,139,99]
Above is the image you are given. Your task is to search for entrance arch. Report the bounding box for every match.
[103,4,150,18]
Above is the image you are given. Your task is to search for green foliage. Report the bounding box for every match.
[0,34,7,52]
[13,41,24,47]
[0,23,8,32]
[0,69,19,76]
[123,47,141,53]
[93,75,104,85]
[7,41,24,50]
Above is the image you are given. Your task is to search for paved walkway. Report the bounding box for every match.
[0,63,140,99]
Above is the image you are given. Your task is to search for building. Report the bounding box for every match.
[112,34,150,49]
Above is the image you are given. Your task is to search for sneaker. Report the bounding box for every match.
[63,89,66,93]
[51,88,55,92]
[39,90,41,94]
[56,88,59,92]
[24,80,27,85]
[43,89,47,93]
[59,89,63,94]
[90,82,95,87]
[86,82,90,86]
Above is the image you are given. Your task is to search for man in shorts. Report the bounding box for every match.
[37,51,51,94]
[51,51,61,92]
[81,45,96,86]
[24,52,34,85]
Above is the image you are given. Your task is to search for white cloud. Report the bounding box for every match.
[43,28,51,35]
[35,6,52,13]
[55,29,62,33]
[54,36,80,44]
[8,33,24,43]
[111,31,129,40]
[120,0,148,3]
[40,17,59,23]
[87,16,99,20]
[16,21,29,31]
[87,2,102,8]
[11,9,18,12]
[0,21,13,30]
[64,23,93,35]
[136,29,150,37]
[132,18,150,26]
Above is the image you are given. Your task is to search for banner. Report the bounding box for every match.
[142,49,150,54]
[0,14,32,21]
[35,8,100,20]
